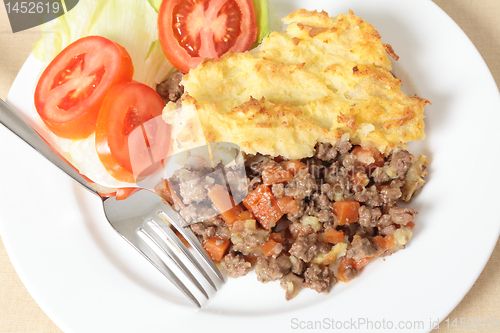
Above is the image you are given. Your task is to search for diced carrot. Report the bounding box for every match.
[203,238,230,262]
[174,229,190,248]
[237,210,254,221]
[333,201,360,225]
[270,232,285,243]
[284,160,307,175]
[262,166,293,185]
[242,184,283,230]
[115,188,140,201]
[323,229,345,244]
[277,196,298,213]
[351,146,384,172]
[353,254,381,269]
[260,239,278,257]
[338,257,356,283]
[408,221,415,228]
[373,235,395,250]
[208,184,244,226]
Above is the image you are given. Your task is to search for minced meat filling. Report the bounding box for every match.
[155,140,428,300]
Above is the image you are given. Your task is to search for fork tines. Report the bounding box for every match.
[135,207,225,307]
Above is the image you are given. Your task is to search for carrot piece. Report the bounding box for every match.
[115,188,140,201]
[237,210,254,221]
[262,166,293,185]
[407,221,415,228]
[208,184,244,226]
[353,254,380,269]
[351,146,384,172]
[323,229,345,244]
[373,235,395,250]
[260,239,278,257]
[333,201,360,225]
[203,238,230,262]
[174,229,190,248]
[269,232,285,243]
[277,196,298,213]
[284,160,307,175]
[242,184,283,230]
[338,257,356,283]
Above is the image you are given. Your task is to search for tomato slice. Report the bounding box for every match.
[34,36,134,140]
[158,0,257,73]
[95,82,170,183]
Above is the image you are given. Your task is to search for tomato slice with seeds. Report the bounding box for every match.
[34,36,134,140]
[95,82,171,183]
[158,0,257,73]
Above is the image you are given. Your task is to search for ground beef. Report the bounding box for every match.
[180,205,218,225]
[342,267,357,282]
[223,166,249,202]
[289,234,319,263]
[156,71,184,103]
[358,206,381,228]
[280,273,304,301]
[159,142,427,301]
[389,207,417,225]
[354,186,383,207]
[190,222,216,240]
[284,196,306,222]
[390,149,414,179]
[341,153,357,171]
[247,177,262,192]
[291,257,306,275]
[335,140,352,154]
[172,168,217,205]
[222,252,251,278]
[304,264,336,293]
[379,224,397,236]
[315,142,337,161]
[380,186,402,206]
[248,157,278,176]
[315,209,334,223]
[355,225,376,238]
[230,221,270,255]
[312,193,331,210]
[371,167,391,184]
[272,183,285,198]
[255,254,293,282]
[205,214,226,227]
[347,236,379,262]
[285,168,317,200]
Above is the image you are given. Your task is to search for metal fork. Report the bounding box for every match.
[0,99,224,307]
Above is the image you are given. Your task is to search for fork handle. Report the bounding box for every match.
[0,99,99,196]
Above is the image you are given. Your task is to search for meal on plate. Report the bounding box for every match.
[32,0,429,300]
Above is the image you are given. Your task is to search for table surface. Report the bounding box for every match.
[1,1,499,332]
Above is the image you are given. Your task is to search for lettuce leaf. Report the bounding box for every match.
[32,0,173,87]
[251,0,283,47]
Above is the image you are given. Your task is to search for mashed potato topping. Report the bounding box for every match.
[163,9,428,159]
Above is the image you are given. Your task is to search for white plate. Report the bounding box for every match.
[1,0,500,332]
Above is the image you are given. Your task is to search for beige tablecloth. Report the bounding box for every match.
[1,1,499,332]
